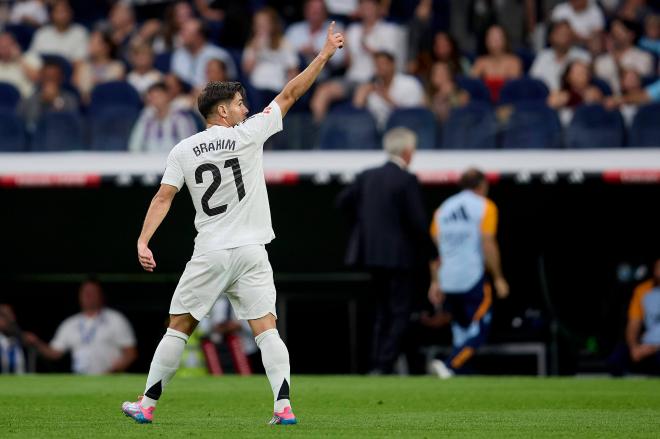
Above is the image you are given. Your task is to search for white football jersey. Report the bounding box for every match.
[161,101,282,253]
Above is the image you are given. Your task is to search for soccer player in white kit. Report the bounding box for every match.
[121,22,344,426]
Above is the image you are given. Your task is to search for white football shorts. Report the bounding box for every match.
[169,244,277,321]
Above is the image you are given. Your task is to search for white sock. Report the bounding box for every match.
[255,328,291,413]
[141,328,189,409]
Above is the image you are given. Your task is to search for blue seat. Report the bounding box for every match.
[266,112,317,150]
[5,24,36,51]
[441,102,498,149]
[0,110,27,152]
[565,105,625,149]
[32,112,85,151]
[499,77,549,105]
[629,102,660,147]
[385,107,438,149]
[40,54,73,83]
[90,107,140,151]
[590,78,612,96]
[154,52,172,73]
[89,81,142,113]
[501,102,562,149]
[515,48,536,74]
[318,107,380,150]
[0,82,21,111]
[456,76,491,103]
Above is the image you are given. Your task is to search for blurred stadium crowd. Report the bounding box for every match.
[1,0,660,152]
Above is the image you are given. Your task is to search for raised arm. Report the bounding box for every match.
[275,21,344,117]
[137,184,178,272]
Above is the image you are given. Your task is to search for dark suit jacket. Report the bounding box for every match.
[336,161,438,270]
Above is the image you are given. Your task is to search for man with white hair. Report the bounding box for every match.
[337,127,437,374]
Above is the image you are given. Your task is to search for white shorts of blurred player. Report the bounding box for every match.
[169,244,277,322]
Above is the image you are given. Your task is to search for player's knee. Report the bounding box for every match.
[168,313,198,336]
[249,313,277,337]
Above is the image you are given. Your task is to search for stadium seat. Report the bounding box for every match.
[5,24,36,51]
[266,112,317,150]
[385,108,438,149]
[590,78,612,96]
[499,77,549,105]
[629,102,660,147]
[154,52,172,73]
[89,81,142,113]
[0,110,27,152]
[90,107,140,151]
[565,105,625,149]
[0,82,21,111]
[456,76,491,103]
[40,54,73,83]
[318,107,380,150]
[441,102,498,149]
[32,112,85,151]
[501,102,562,149]
[515,47,536,74]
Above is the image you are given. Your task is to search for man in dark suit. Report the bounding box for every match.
[337,127,437,374]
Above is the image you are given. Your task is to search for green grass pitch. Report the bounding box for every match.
[1,375,659,438]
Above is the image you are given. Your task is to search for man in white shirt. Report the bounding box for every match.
[121,22,344,427]
[171,19,237,88]
[530,20,591,91]
[0,32,42,98]
[595,18,654,94]
[353,51,425,129]
[551,0,604,43]
[285,0,345,80]
[23,280,137,375]
[310,0,406,122]
[28,0,89,62]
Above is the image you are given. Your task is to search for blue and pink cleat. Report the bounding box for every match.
[121,396,155,424]
[268,406,297,425]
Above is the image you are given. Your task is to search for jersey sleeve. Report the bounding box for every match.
[237,100,283,146]
[161,149,184,190]
[628,281,653,320]
[481,199,498,235]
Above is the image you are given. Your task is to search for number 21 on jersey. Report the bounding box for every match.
[195,158,245,216]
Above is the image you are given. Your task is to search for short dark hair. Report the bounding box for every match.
[459,168,486,190]
[197,81,246,119]
[373,51,395,63]
[147,81,168,94]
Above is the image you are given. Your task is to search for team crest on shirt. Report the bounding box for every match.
[263,107,272,114]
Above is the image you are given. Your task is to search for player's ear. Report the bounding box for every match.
[216,103,227,118]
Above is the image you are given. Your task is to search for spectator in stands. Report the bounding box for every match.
[0,31,42,98]
[28,0,89,62]
[21,60,79,130]
[102,2,138,62]
[609,258,660,376]
[616,0,651,24]
[433,31,471,76]
[310,0,405,122]
[128,82,197,153]
[242,7,299,93]
[605,76,660,107]
[551,0,605,43]
[353,51,425,129]
[547,60,603,112]
[127,41,162,97]
[404,0,434,76]
[595,18,653,94]
[530,20,591,91]
[23,279,137,375]
[0,304,27,374]
[9,0,48,27]
[427,168,509,378]
[427,61,470,122]
[171,19,237,88]
[285,0,345,81]
[193,0,251,49]
[205,58,228,84]
[164,73,194,110]
[639,14,660,56]
[471,25,523,102]
[152,0,194,54]
[617,68,645,125]
[73,30,125,102]
[336,127,437,375]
